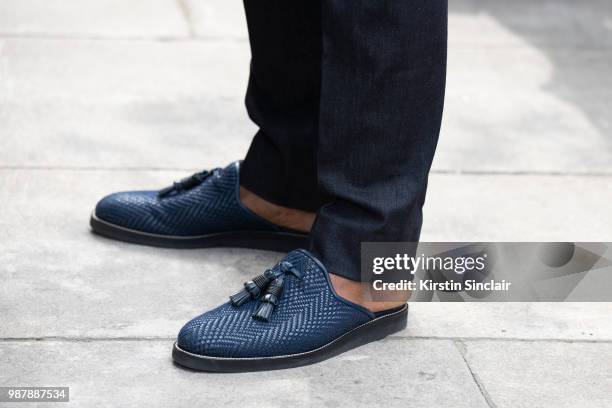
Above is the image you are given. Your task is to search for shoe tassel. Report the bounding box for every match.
[229,270,274,307]
[252,277,284,322]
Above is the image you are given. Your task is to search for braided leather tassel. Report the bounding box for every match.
[280,261,303,279]
[158,170,213,198]
[252,277,284,321]
[157,184,177,198]
[229,270,274,307]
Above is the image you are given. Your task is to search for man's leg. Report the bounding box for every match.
[311,0,448,309]
[172,0,448,370]
[91,1,326,250]
[240,0,325,214]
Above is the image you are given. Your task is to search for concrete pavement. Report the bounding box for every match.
[0,1,611,407]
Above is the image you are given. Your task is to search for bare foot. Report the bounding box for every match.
[329,273,409,313]
[240,186,316,233]
[241,187,406,313]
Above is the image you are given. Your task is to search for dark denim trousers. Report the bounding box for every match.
[240,0,448,281]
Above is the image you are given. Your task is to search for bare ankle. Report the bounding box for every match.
[240,186,316,233]
[329,273,409,313]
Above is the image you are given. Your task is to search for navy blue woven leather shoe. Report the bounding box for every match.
[90,162,307,251]
[172,249,408,372]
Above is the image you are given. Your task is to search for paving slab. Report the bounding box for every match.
[447,0,612,173]
[0,38,254,169]
[184,0,248,39]
[1,39,610,172]
[0,170,610,339]
[0,0,189,39]
[0,339,488,408]
[0,38,250,102]
[438,47,612,174]
[450,0,612,49]
[0,98,256,170]
[422,173,612,241]
[1,1,609,49]
[460,340,612,408]
[408,303,612,342]
[169,0,612,49]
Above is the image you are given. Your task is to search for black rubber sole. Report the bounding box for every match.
[172,304,408,372]
[90,213,308,252]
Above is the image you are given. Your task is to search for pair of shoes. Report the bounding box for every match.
[91,162,408,372]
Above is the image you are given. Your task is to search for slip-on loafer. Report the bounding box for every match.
[90,162,307,252]
[172,249,408,372]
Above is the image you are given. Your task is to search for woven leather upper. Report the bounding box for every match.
[177,250,374,358]
[95,162,275,236]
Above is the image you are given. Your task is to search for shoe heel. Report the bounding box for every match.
[371,305,409,340]
[350,305,408,348]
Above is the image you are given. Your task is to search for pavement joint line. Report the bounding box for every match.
[1,335,610,344]
[433,169,612,177]
[0,337,176,342]
[454,339,498,408]
[0,33,610,52]
[0,32,248,43]
[176,0,195,38]
[388,335,612,344]
[1,166,612,178]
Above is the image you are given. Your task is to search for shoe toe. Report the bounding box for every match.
[94,191,158,231]
[177,319,200,355]
[177,304,261,358]
[177,313,219,356]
